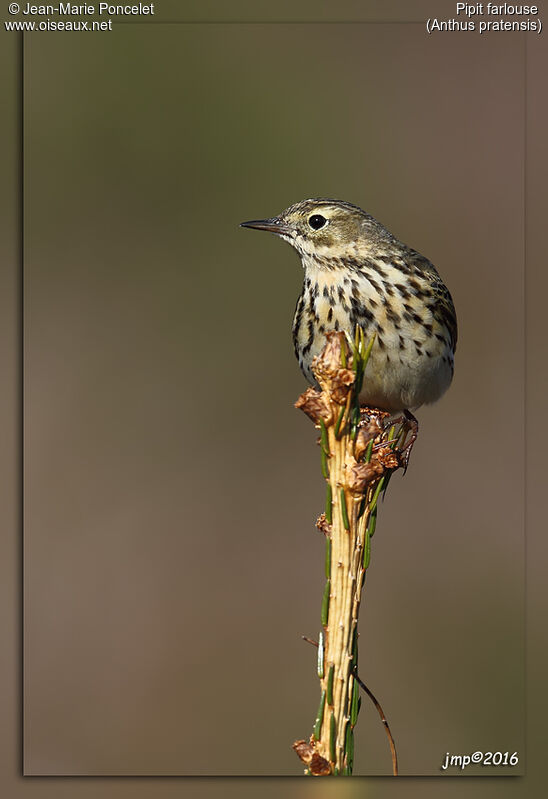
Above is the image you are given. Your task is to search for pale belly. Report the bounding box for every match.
[294,290,454,412]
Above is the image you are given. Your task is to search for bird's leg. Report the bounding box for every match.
[382,409,419,472]
[399,410,419,472]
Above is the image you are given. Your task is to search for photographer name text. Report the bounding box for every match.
[19,3,154,14]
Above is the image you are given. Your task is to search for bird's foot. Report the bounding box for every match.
[383,409,419,473]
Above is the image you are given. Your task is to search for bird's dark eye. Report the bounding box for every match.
[308,214,327,230]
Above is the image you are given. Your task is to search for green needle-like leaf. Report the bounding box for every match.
[321,448,329,479]
[350,679,360,726]
[351,626,358,665]
[313,690,326,740]
[361,331,376,371]
[321,579,331,627]
[317,630,325,678]
[344,723,354,772]
[340,488,350,531]
[329,712,337,763]
[319,419,329,455]
[367,505,377,537]
[327,665,334,705]
[325,484,332,524]
[334,406,346,439]
[358,325,365,355]
[363,527,371,569]
[369,475,386,514]
[354,324,360,354]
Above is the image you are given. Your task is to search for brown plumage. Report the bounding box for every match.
[242,199,457,412]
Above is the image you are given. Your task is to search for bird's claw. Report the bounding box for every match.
[383,409,419,474]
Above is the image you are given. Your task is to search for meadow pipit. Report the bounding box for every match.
[241,199,457,414]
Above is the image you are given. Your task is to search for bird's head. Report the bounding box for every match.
[241,198,392,264]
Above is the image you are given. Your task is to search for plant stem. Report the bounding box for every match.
[292,331,409,776]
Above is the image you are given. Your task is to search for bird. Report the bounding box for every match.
[241,198,457,414]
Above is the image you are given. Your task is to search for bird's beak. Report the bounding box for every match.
[240,217,292,236]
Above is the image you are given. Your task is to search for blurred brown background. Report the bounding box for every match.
[23,19,524,777]
[2,0,546,792]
